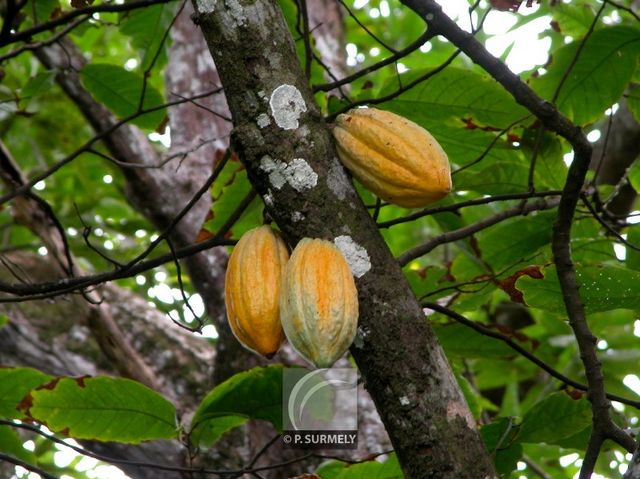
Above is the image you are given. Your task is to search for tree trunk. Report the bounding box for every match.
[191,1,496,477]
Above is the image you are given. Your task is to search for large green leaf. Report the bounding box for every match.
[517,392,591,445]
[119,3,177,70]
[551,3,597,39]
[80,64,165,130]
[518,264,640,313]
[0,367,51,419]
[476,210,555,271]
[18,376,177,443]
[381,67,529,128]
[531,26,640,125]
[426,123,529,194]
[190,365,284,447]
[433,322,516,359]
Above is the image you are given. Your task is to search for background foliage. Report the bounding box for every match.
[1,0,640,478]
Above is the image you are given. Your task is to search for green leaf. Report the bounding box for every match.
[29,0,59,23]
[551,3,596,39]
[80,64,165,130]
[477,211,555,271]
[518,264,640,313]
[432,322,516,359]
[0,367,51,419]
[0,314,7,329]
[626,91,640,124]
[19,376,177,443]
[531,26,640,125]
[480,418,522,477]
[0,425,37,464]
[628,159,640,192]
[517,392,591,445]
[316,453,403,479]
[203,156,262,239]
[190,365,284,447]
[119,3,176,70]
[628,228,640,271]
[381,67,529,128]
[21,71,57,102]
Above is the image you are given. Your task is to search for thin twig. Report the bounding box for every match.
[397,197,560,266]
[423,302,640,409]
[378,190,561,229]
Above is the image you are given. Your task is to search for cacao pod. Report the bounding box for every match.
[280,238,359,368]
[333,107,452,208]
[225,225,288,358]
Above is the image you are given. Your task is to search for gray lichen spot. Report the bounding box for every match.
[327,158,352,200]
[291,211,305,222]
[260,156,317,192]
[399,396,411,406]
[260,156,287,190]
[263,190,274,207]
[225,0,246,26]
[196,0,215,14]
[286,158,318,191]
[257,113,270,128]
[269,84,307,130]
[334,236,371,278]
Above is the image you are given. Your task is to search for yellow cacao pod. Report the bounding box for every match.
[280,238,359,368]
[225,225,289,358]
[333,107,452,208]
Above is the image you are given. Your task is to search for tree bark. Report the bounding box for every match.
[191,1,496,477]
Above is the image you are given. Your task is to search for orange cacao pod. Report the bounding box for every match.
[225,225,289,358]
[333,107,452,208]
[280,238,359,368]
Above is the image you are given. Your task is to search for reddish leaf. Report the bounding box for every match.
[196,228,214,243]
[490,0,522,12]
[498,265,544,304]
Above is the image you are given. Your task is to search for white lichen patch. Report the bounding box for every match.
[399,396,411,406]
[263,189,274,207]
[291,211,305,222]
[327,159,352,201]
[260,156,287,190]
[269,84,307,130]
[225,0,246,26]
[196,0,215,14]
[257,113,270,128]
[260,156,318,192]
[286,158,317,191]
[334,236,371,278]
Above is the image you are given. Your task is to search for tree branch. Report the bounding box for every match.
[398,1,637,474]
[398,197,560,266]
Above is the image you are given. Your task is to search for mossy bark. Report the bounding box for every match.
[191,0,496,476]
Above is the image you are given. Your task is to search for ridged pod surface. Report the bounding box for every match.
[333,107,452,208]
[225,225,289,358]
[280,238,359,368]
